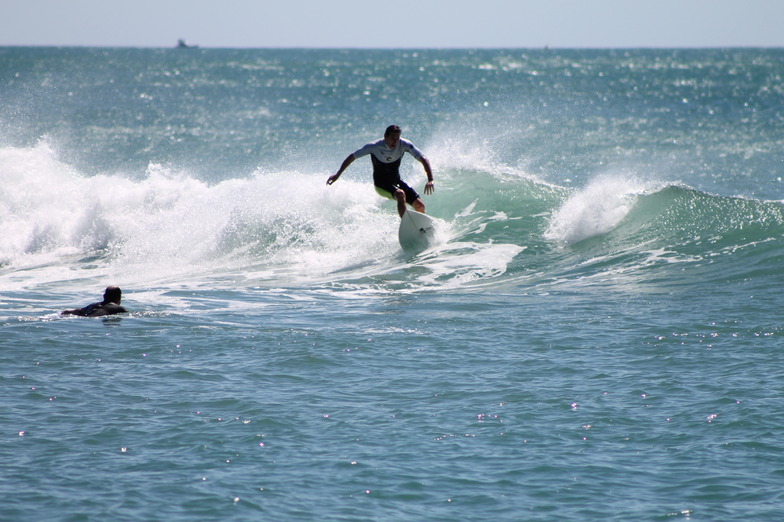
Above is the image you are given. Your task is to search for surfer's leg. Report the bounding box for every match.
[394,189,407,217]
[376,182,421,217]
[396,181,424,215]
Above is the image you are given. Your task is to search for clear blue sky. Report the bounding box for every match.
[3,0,783,48]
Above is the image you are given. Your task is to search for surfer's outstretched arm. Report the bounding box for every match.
[327,155,355,185]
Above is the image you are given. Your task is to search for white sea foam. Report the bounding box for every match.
[1,141,526,293]
[544,173,652,245]
[0,141,399,286]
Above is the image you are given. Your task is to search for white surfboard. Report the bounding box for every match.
[398,209,436,251]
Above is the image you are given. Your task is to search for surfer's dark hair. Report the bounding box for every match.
[385,125,401,137]
[103,285,122,304]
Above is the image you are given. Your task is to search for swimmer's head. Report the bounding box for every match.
[103,286,122,304]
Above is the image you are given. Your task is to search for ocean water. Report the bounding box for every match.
[2,47,784,520]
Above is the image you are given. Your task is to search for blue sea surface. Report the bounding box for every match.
[1,47,784,520]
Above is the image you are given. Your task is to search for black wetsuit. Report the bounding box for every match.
[62,301,127,317]
[352,138,425,204]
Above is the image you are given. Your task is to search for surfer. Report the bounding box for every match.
[62,286,128,317]
[327,125,434,217]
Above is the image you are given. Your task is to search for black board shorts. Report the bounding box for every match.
[374,180,420,204]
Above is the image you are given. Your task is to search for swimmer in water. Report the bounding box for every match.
[62,286,128,317]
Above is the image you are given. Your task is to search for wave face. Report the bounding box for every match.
[2,139,783,297]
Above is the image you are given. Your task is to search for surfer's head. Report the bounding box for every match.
[103,285,122,304]
[384,125,401,148]
[384,125,401,137]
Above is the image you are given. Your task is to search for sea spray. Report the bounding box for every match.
[544,174,651,245]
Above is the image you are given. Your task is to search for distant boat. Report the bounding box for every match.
[176,39,198,49]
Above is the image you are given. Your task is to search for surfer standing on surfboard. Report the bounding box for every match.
[327,125,434,217]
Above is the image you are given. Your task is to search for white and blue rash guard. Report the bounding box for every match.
[351,138,425,200]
